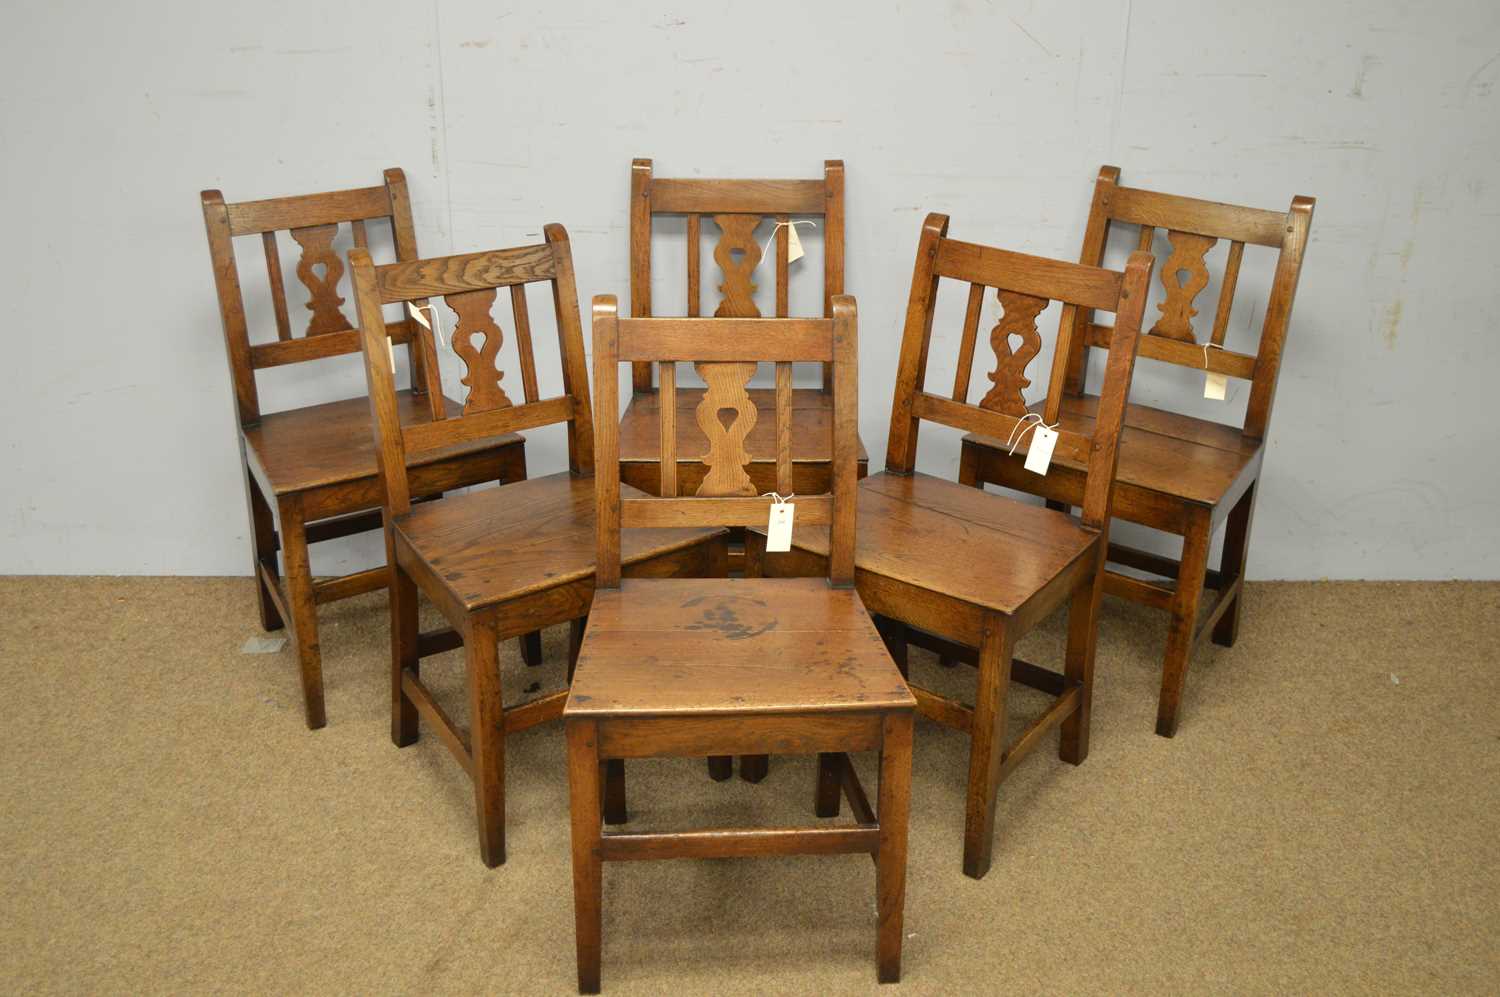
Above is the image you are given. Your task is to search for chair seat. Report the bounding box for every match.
[963,393,1263,508]
[775,472,1100,617]
[566,577,914,717]
[393,473,722,613]
[619,386,868,469]
[243,390,522,496]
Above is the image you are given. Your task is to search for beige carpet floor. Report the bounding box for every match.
[1,577,1496,994]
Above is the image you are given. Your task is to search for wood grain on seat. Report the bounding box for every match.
[963,393,1262,507]
[569,578,912,716]
[777,471,1099,617]
[243,390,521,495]
[393,473,720,613]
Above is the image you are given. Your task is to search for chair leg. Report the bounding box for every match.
[1060,549,1105,765]
[876,712,913,983]
[814,752,843,818]
[244,464,283,631]
[707,756,733,781]
[1212,481,1257,648]
[466,613,506,867]
[567,615,587,683]
[566,720,604,995]
[963,617,1014,879]
[957,439,982,488]
[390,557,420,747]
[277,496,326,730]
[874,616,909,679]
[602,759,627,825]
[1157,510,1212,738]
[520,631,544,667]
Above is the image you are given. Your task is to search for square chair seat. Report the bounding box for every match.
[392,473,722,613]
[773,471,1101,618]
[567,577,914,717]
[619,387,868,493]
[243,390,523,496]
[963,393,1263,508]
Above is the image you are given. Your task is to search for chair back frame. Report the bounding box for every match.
[884,213,1155,530]
[349,225,594,517]
[201,169,437,427]
[628,158,846,392]
[593,294,859,588]
[1061,166,1315,440]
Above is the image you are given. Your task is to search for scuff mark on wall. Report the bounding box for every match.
[1382,299,1403,350]
[1350,54,1379,98]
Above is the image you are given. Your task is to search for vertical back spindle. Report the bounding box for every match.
[1210,241,1245,347]
[659,361,678,497]
[352,219,368,249]
[686,214,700,318]
[775,361,793,495]
[1137,225,1156,253]
[263,232,292,341]
[952,282,985,402]
[511,284,540,403]
[775,214,790,318]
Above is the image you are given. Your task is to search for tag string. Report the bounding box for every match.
[1201,342,1225,370]
[408,301,467,403]
[1003,413,1058,456]
[760,220,817,259]
[760,491,796,505]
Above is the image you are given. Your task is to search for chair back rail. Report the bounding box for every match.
[593,295,859,588]
[628,158,845,391]
[885,213,1154,530]
[201,169,438,426]
[349,225,594,516]
[1063,166,1315,440]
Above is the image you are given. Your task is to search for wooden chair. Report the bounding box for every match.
[567,295,915,991]
[349,229,725,868]
[748,215,1155,878]
[958,167,1315,737]
[200,170,529,730]
[620,158,867,510]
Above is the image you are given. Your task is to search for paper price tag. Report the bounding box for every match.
[786,222,804,263]
[766,500,795,552]
[1024,426,1057,475]
[1204,371,1228,401]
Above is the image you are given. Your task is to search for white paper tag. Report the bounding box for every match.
[1024,426,1057,475]
[406,301,431,329]
[1204,371,1228,401]
[766,501,795,552]
[786,223,804,263]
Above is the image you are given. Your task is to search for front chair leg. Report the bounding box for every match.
[962,617,1014,879]
[876,713,914,983]
[1060,551,1105,765]
[466,614,506,867]
[1157,511,1212,738]
[566,720,604,994]
[1212,481,1256,648]
[277,496,326,730]
[390,556,420,747]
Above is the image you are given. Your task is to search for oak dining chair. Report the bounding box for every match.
[349,228,724,867]
[958,167,1315,737]
[749,214,1155,878]
[200,170,529,729]
[567,294,914,991]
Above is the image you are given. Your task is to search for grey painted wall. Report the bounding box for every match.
[3,1,1497,579]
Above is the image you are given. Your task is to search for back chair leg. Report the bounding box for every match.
[567,615,587,683]
[466,613,506,867]
[814,753,843,818]
[277,496,326,730]
[874,617,909,679]
[876,714,913,983]
[391,558,420,747]
[1212,481,1257,648]
[520,631,544,666]
[602,759,627,825]
[1157,509,1212,738]
[245,465,283,632]
[566,721,604,995]
[963,617,1015,879]
[1060,556,1104,765]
